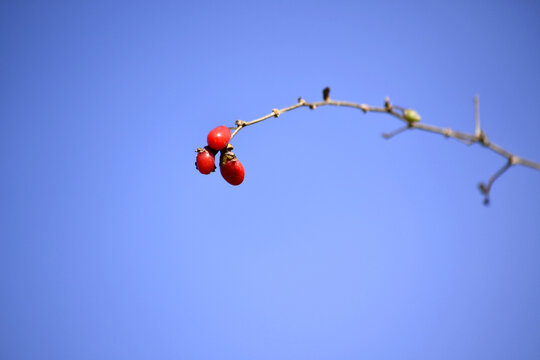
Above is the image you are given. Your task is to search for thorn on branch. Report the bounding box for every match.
[323,87,330,101]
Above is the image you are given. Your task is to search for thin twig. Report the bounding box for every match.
[226,89,539,204]
[478,161,513,205]
[382,125,410,139]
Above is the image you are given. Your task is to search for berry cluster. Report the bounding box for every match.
[195,125,245,185]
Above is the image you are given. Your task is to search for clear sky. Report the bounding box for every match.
[1,0,540,359]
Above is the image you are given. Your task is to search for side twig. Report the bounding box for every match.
[227,88,539,205]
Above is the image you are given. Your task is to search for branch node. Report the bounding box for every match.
[298,97,306,105]
[478,130,489,146]
[478,183,488,195]
[309,104,317,110]
[509,155,518,165]
[360,105,369,113]
[235,120,247,128]
[443,128,451,138]
[323,87,330,101]
[384,97,392,111]
[272,108,281,118]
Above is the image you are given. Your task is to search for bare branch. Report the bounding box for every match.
[224,92,540,203]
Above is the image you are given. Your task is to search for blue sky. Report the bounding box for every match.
[1,0,540,359]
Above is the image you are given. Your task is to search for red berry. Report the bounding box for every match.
[195,147,216,175]
[220,148,244,186]
[221,159,245,185]
[207,126,231,151]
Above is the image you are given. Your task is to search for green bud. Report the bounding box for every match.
[404,109,421,123]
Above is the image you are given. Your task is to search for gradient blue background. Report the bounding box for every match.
[1,1,540,359]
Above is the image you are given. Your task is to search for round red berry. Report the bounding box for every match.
[207,126,231,151]
[220,149,244,185]
[195,147,216,175]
